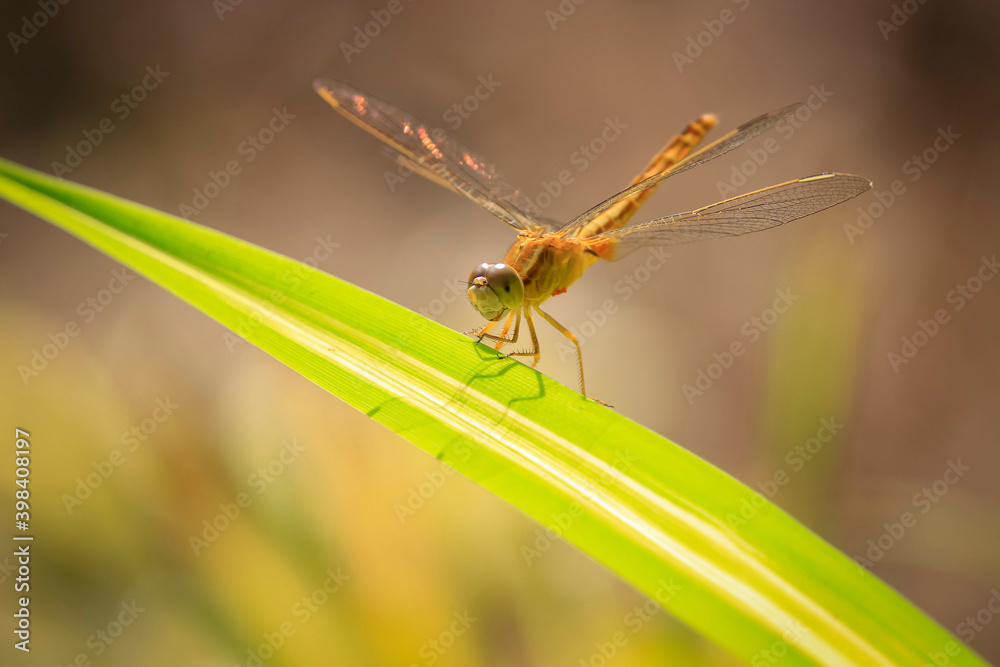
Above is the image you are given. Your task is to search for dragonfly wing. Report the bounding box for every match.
[382,147,569,229]
[382,147,464,193]
[315,79,556,232]
[587,173,871,259]
[559,103,805,236]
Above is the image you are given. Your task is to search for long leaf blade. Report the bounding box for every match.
[0,158,985,667]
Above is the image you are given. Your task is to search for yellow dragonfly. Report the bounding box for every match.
[315,79,871,397]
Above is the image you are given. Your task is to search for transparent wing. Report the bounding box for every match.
[588,173,871,259]
[315,79,555,232]
[382,147,465,193]
[559,103,804,236]
[381,147,565,229]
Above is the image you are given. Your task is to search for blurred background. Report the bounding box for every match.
[1,0,999,664]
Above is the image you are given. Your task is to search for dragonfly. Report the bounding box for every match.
[314,79,871,397]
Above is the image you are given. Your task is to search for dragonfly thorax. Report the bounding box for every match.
[467,262,524,321]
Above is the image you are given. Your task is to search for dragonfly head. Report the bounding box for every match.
[467,262,524,320]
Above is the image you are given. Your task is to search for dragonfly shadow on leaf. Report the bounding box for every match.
[464,339,548,409]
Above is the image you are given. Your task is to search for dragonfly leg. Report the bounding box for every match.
[492,310,521,354]
[465,317,498,340]
[467,309,520,345]
[502,307,541,368]
[534,304,587,396]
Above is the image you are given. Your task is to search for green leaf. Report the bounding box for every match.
[0,157,985,666]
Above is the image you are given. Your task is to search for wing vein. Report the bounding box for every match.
[588,173,872,259]
[560,103,806,236]
[315,79,556,232]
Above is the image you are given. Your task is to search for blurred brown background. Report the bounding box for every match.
[1,0,999,665]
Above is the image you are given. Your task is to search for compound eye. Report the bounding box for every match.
[484,263,524,309]
[469,262,490,284]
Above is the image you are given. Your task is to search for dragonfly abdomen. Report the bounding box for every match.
[571,114,718,240]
